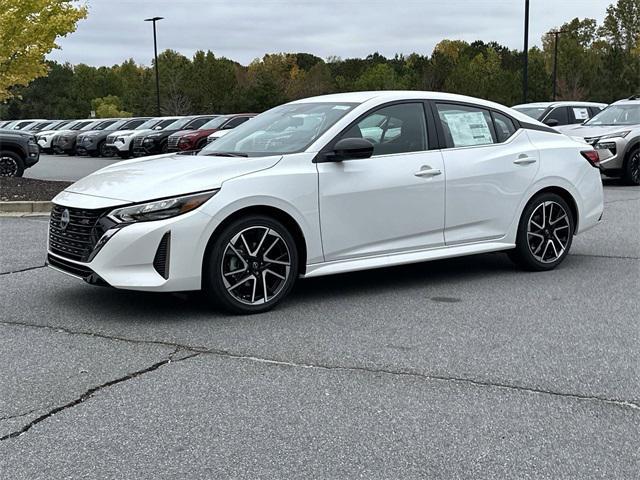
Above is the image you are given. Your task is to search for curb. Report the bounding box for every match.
[0,201,52,216]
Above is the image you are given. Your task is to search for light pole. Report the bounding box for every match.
[551,30,567,101]
[522,0,530,103]
[144,17,164,116]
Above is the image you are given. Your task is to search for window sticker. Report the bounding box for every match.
[443,111,493,147]
[573,108,589,120]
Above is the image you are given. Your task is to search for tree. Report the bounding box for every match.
[91,95,132,118]
[0,0,87,101]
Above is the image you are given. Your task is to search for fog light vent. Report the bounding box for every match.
[153,232,171,279]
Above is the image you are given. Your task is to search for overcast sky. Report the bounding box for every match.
[48,0,614,66]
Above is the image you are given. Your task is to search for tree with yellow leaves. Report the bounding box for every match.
[0,0,87,101]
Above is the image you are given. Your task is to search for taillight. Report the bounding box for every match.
[581,150,600,168]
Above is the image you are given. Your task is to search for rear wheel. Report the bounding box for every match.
[0,151,24,177]
[622,148,640,186]
[508,193,574,271]
[203,215,298,314]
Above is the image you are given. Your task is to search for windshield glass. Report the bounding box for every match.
[81,121,102,131]
[201,102,357,157]
[199,116,225,129]
[164,118,193,130]
[584,104,640,126]
[513,106,548,120]
[105,120,128,130]
[70,121,91,130]
[135,118,160,130]
[93,120,117,131]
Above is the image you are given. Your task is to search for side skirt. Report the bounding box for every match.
[303,242,515,278]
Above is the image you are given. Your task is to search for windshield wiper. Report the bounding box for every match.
[204,151,248,157]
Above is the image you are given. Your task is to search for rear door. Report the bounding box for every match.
[434,102,539,245]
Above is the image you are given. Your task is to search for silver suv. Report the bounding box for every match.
[557,96,640,185]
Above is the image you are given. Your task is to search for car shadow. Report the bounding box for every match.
[52,252,518,319]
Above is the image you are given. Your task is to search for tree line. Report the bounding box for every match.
[1,0,638,119]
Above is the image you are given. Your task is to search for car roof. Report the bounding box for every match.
[612,98,640,106]
[512,101,608,108]
[290,90,541,124]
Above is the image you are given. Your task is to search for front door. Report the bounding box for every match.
[317,102,446,262]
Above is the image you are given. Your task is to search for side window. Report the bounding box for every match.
[546,107,569,125]
[341,103,427,156]
[187,118,210,129]
[571,107,590,124]
[436,104,495,148]
[493,112,517,142]
[225,116,251,129]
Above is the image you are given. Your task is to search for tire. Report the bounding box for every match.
[160,141,168,154]
[98,141,112,158]
[203,215,299,314]
[622,148,640,186]
[0,151,25,177]
[117,152,130,159]
[508,192,575,271]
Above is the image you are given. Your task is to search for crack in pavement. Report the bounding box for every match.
[0,264,47,276]
[0,408,38,422]
[569,253,639,260]
[0,347,200,441]
[1,321,639,418]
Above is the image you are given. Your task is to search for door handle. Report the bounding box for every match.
[414,166,442,178]
[513,156,537,165]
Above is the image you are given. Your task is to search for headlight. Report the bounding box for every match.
[28,136,37,145]
[599,131,631,140]
[107,190,218,224]
[143,138,155,144]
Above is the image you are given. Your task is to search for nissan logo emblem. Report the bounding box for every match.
[60,209,70,231]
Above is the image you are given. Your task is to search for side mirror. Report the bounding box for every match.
[318,138,374,163]
[544,119,559,127]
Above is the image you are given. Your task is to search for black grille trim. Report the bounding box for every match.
[49,205,112,261]
[47,254,110,286]
[153,232,171,280]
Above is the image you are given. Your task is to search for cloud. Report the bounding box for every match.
[49,0,613,66]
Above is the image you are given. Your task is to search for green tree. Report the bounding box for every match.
[0,0,87,100]
[91,95,131,118]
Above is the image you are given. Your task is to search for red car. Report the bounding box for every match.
[167,114,255,152]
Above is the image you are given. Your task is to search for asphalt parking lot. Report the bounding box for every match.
[25,154,120,182]
[1,180,638,478]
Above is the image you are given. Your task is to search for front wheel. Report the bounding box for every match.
[623,148,640,186]
[203,215,298,314]
[508,193,575,271]
[0,151,25,177]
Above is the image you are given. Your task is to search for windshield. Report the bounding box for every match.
[200,102,357,157]
[135,118,161,130]
[164,118,193,130]
[93,120,117,131]
[513,106,548,120]
[105,120,129,130]
[199,116,226,129]
[584,104,640,126]
[81,121,103,131]
[70,121,91,130]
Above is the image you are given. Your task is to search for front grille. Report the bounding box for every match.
[133,136,144,148]
[167,136,180,150]
[49,205,110,261]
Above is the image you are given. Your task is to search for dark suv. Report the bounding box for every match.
[76,117,150,157]
[133,116,215,156]
[0,128,40,177]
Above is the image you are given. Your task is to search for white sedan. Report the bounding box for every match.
[47,91,604,314]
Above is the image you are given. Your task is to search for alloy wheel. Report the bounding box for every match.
[630,151,640,185]
[526,201,571,264]
[220,226,291,305]
[0,155,18,177]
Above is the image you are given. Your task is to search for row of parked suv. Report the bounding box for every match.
[0,113,255,160]
[2,96,639,184]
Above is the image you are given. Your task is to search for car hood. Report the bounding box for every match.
[36,129,60,137]
[0,129,32,138]
[556,124,634,138]
[62,153,283,203]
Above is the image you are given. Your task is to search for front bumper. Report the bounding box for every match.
[25,144,40,167]
[46,206,215,292]
[134,139,161,156]
[594,137,628,173]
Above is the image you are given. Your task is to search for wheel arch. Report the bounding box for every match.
[202,205,309,277]
[528,185,579,233]
[0,143,27,159]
